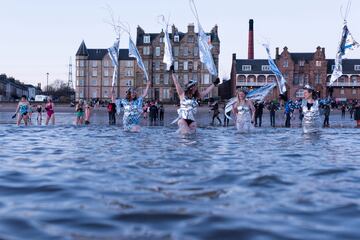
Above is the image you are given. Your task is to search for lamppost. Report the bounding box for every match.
[46,72,49,94]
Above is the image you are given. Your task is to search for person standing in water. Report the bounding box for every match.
[170,65,220,134]
[323,104,331,128]
[84,100,91,125]
[354,101,360,128]
[301,85,321,133]
[232,88,255,133]
[45,97,55,125]
[116,80,151,132]
[210,101,222,126]
[36,104,43,125]
[13,95,30,126]
[108,94,117,125]
[75,99,85,125]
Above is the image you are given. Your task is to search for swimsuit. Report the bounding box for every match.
[236,104,252,132]
[120,97,143,131]
[173,97,198,125]
[302,100,320,133]
[19,103,28,116]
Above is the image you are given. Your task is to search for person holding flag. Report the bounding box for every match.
[170,65,220,134]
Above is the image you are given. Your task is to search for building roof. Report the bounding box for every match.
[76,41,89,56]
[119,49,135,60]
[290,53,314,63]
[236,59,273,74]
[327,59,360,74]
[87,49,108,60]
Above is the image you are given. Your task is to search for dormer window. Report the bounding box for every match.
[354,65,360,71]
[174,35,179,42]
[143,35,151,44]
[299,60,305,67]
[261,65,270,71]
[242,65,252,71]
[316,61,322,67]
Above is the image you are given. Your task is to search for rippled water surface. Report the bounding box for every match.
[0,119,360,239]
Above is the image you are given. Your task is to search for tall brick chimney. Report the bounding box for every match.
[248,19,254,59]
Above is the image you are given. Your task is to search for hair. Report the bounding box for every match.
[21,95,27,99]
[125,88,137,101]
[304,88,318,100]
[185,87,200,99]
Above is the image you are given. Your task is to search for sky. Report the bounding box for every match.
[1,0,360,88]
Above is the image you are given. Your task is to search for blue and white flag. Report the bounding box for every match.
[198,24,218,76]
[263,43,287,94]
[330,24,359,86]
[129,37,149,82]
[246,83,277,101]
[108,39,120,86]
[161,17,174,70]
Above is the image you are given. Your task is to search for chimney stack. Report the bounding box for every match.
[248,19,254,59]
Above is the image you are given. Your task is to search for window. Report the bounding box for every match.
[340,89,345,95]
[283,60,288,68]
[126,61,133,67]
[143,46,150,55]
[299,60,305,67]
[192,73,198,81]
[78,70,84,77]
[293,74,299,85]
[261,65,270,71]
[104,79,109,86]
[144,35,151,44]
[315,74,321,84]
[92,90,97,98]
[160,37,163,43]
[203,74,210,84]
[174,61,179,71]
[174,35,179,42]
[78,79,84,86]
[104,60,109,67]
[183,74,188,82]
[79,60,85,67]
[296,89,304,98]
[164,74,169,85]
[104,69,109,77]
[155,47,161,57]
[144,61,149,71]
[242,65,252,71]
[173,47,179,57]
[187,36,194,43]
[79,91,84,98]
[258,75,266,82]
[352,89,357,95]
[125,80,133,86]
[352,76,358,82]
[268,76,275,82]
[183,61,188,71]
[92,70,97,77]
[92,61,97,68]
[91,79,97,86]
[155,61,160,71]
[76,60,80,67]
[354,65,360,71]
[183,47,188,56]
[194,47,198,56]
[103,90,108,98]
[194,61,198,71]
[163,88,170,99]
[154,74,160,84]
[316,61,322,67]
[126,69,133,77]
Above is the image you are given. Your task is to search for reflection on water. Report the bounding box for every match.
[0,122,359,239]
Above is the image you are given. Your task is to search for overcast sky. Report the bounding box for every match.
[1,0,359,87]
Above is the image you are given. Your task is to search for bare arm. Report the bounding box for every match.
[200,84,215,99]
[171,73,184,99]
[141,80,151,98]
[248,100,255,122]
[15,103,20,114]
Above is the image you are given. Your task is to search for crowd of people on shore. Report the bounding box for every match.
[13,74,360,133]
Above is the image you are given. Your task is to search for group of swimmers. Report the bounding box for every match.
[14,96,55,126]
[14,66,323,134]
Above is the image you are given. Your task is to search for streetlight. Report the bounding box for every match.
[46,72,49,94]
